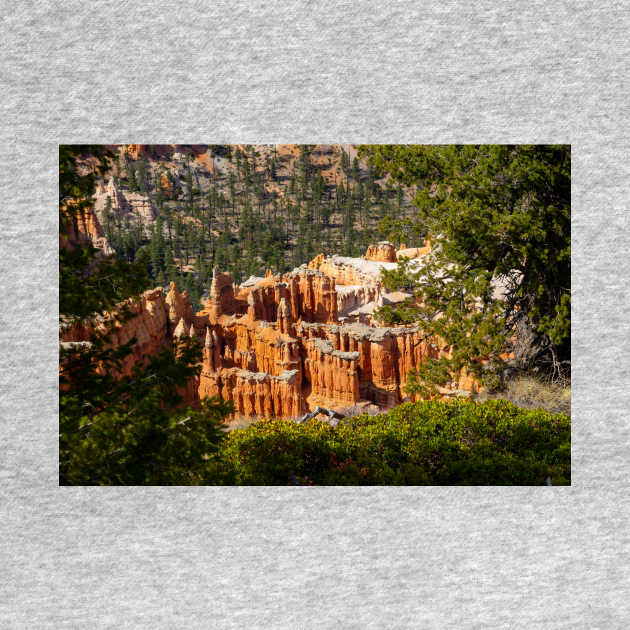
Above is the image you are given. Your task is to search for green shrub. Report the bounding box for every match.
[216,399,570,486]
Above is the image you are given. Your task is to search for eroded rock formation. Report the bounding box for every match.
[61,243,473,421]
[365,240,397,262]
[93,178,157,228]
[60,202,114,254]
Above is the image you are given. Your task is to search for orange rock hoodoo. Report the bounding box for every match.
[61,243,464,420]
[365,241,397,263]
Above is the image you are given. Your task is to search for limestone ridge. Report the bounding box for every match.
[61,244,470,420]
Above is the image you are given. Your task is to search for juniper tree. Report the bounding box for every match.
[360,144,571,393]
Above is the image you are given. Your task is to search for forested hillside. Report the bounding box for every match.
[95,144,422,308]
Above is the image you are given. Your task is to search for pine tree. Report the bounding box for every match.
[360,144,571,390]
[185,165,194,210]
[351,156,360,183]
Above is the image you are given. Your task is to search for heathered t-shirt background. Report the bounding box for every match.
[1,1,628,627]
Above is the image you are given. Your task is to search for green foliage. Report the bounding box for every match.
[360,144,571,390]
[60,145,232,485]
[219,400,570,485]
[380,255,507,396]
[377,215,425,247]
[60,335,233,485]
[60,145,111,215]
[59,244,150,322]
[60,145,151,320]
[376,301,420,325]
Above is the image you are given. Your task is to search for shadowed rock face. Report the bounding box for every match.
[61,243,473,420]
[60,201,114,255]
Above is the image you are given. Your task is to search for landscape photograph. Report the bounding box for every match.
[59,144,571,485]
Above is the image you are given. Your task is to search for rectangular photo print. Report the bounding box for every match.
[59,145,570,485]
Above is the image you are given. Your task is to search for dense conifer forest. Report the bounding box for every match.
[98,145,423,309]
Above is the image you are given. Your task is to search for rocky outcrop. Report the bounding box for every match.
[206,265,339,327]
[396,240,432,260]
[207,267,237,321]
[190,247,464,418]
[60,203,114,254]
[60,283,194,378]
[199,367,305,418]
[93,178,156,228]
[297,320,436,407]
[365,241,397,262]
[310,253,398,288]
[165,281,194,326]
[61,243,477,421]
[304,337,360,405]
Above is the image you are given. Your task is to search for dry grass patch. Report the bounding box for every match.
[478,375,571,416]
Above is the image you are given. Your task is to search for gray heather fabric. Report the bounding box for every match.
[1,1,628,627]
